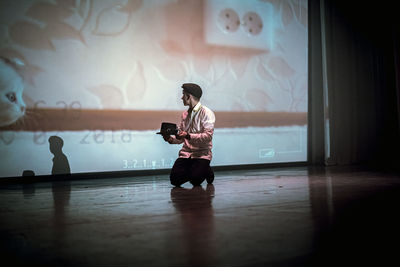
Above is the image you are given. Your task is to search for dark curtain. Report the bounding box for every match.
[308,0,400,168]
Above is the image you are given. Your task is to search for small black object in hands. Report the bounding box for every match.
[156,122,178,135]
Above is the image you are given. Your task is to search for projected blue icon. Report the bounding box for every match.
[259,148,275,158]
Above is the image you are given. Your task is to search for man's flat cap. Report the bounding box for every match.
[182,83,202,99]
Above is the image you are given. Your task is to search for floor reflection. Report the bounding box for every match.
[22,183,36,199]
[4,167,400,266]
[170,185,216,267]
[22,170,36,199]
[52,180,71,246]
[307,167,400,266]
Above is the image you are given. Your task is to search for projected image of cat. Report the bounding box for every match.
[0,58,26,127]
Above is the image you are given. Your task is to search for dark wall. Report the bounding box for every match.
[309,0,400,168]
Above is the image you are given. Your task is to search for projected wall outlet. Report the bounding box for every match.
[217,8,240,33]
[242,12,263,36]
[204,0,274,50]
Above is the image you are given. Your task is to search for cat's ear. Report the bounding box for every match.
[0,56,25,69]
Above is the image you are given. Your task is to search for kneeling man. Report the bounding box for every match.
[162,83,215,187]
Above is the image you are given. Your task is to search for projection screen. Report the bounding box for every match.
[0,0,308,178]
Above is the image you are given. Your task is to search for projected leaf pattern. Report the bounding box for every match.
[87,85,124,109]
[282,1,294,26]
[268,57,295,77]
[92,0,142,36]
[0,0,307,112]
[262,0,307,28]
[9,1,87,50]
[126,62,146,103]
[0,48,42,88]
[245,89,274,110]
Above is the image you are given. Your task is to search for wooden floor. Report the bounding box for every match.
[0,166,399,266]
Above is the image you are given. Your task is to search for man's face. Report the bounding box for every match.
[181,91,190,106]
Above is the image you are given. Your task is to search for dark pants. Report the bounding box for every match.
[170,158,214,187]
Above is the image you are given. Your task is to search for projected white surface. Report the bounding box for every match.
[0,0,308,178]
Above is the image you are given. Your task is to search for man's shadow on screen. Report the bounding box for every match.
[49,136,71,176]
[48,136,71,242]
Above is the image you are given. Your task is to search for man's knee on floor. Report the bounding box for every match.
[170,178,183,187]
[170,174,185,187]
[189,175,205,186]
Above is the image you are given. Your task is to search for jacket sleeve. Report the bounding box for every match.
[188,109,215,143]
[168,135,184,144]
[188,129,214,143]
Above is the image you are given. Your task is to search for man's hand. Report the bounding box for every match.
[176,131,190,140]
[162,134,171,142]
